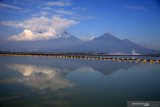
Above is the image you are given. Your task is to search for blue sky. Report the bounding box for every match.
[0,0,160,49]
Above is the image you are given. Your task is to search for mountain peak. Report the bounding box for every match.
[55,31,81,41]
[94,33,121,41]
[56,31,73,38]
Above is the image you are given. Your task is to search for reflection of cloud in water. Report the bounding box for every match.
[74,66,97,72]
[3,61,137,91]
[7,64,76,90]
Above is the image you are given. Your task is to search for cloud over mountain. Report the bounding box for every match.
[1,16,78,41]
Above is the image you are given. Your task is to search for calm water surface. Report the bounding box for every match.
[0,56,160,107]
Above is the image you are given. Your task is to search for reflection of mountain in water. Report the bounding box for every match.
[29,59,137,76]
[60,61,136,76]
[0,56,138,90]
[90,62,137,75]
[0,56,138,77]
[5,59,137,90]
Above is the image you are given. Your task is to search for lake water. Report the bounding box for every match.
[0,56,160,107]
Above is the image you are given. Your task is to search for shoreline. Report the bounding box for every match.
[0,52,160,64]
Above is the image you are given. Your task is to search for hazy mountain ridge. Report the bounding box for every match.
[0,32,159,54]
[59,32,158,54]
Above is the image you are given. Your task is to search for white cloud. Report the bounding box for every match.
[2,16,78,41]
[54,9,74,15]
[45,1,72,7]
[32,9,74,17]
[39,11,49,16]
[124,5,145,10]
[0,2,22,10]
[8,29,35,41]
[0,2,31,12]
[1,21,17,26]
[31,11,50,17]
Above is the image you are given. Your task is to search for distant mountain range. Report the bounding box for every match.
[0,32,159,54]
